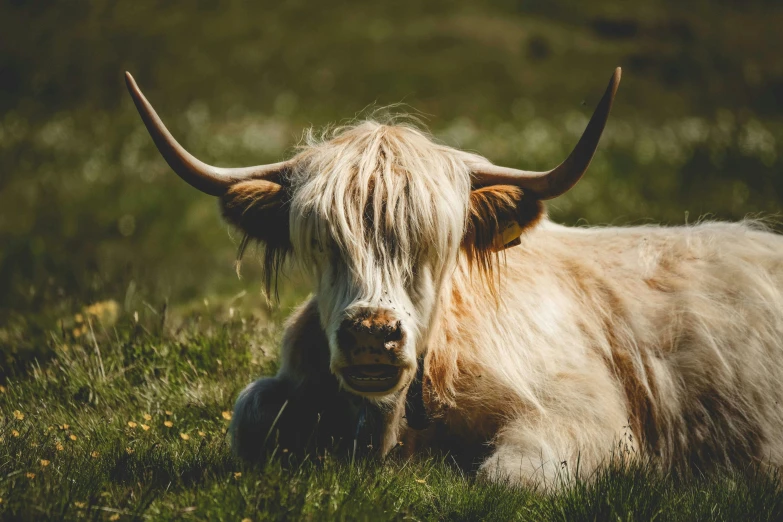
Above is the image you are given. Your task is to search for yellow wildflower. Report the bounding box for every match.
[40,459,50,467]
[164,421,173,428]
[127,421,137,428]
[13,410,24,420]
[109,515,120,521]
[61,424,70,430]
[74,501,86,508]
[84,300,119,326]
[165,410,173,416]
[180,433,190,440]
[221,411,232,420]
[56,443,64,451]
[242,519,253,522]
[125,447,134,454]
[69,434,77,441]
[143,413,152,421]
[72,328,82,338]
[198,431,206,437]
[11,430,19,437]
[141,424,150,431]
[234,472,242,479]
[0,385,6,393]
[26,472,35,479]
[74,313,83,323]
[91,451,99,458]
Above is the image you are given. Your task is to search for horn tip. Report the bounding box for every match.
[607,67,622,97]
[124,71,138,92]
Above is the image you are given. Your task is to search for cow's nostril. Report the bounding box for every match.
[385,321,403,342]
[337,323,355,348]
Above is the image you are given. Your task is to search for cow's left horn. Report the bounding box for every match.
[125,72,290,196]
[470,67,621,200]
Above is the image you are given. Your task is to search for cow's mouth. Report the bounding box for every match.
[341,365,401,393]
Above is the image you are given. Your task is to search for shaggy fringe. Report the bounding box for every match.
[232,114,520,300]
[287,118,474,294]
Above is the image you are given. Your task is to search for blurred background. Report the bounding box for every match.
[1,0,782,376]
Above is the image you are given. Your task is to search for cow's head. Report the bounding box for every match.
[125,68,620,400]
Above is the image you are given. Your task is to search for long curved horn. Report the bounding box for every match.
[470,67,621,200]
[124,72,290,196]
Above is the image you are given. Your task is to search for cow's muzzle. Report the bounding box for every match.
[336,308,407,394]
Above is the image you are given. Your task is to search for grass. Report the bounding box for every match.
[2,300,783,521]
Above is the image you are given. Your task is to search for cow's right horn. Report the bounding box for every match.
[125,72,290,196]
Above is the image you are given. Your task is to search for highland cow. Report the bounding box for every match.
[126,68,783,488]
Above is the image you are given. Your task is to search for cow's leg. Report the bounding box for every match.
[230,298,359,460]
[231,375,304,459]
[230,374,359,459]
[477,415,635,490]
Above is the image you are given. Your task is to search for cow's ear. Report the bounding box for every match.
[220,179,290,294]
[220,180,290,248]
[463,185,544,257]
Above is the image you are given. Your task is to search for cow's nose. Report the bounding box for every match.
[337,309,405,365]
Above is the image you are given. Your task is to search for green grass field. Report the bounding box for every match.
[3,0,783,519]
[4,303,783,521]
